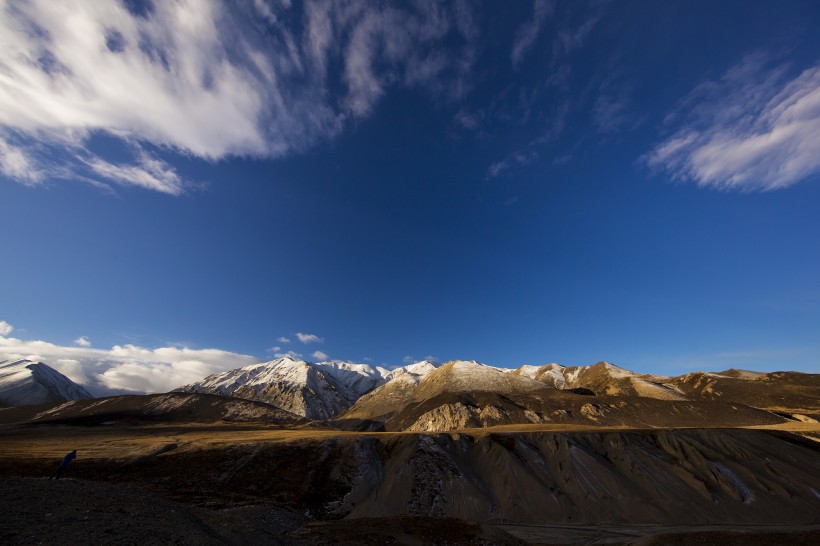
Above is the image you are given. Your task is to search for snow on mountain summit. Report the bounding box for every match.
[174,357,441,419]
[0,359,94,407]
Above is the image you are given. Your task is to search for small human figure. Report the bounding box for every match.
[50,450,77,480]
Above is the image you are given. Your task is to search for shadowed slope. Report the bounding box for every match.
[0,392,302,426]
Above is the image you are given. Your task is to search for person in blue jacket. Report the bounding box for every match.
[50,450,76,480]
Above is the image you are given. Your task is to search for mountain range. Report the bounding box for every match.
[1,356,818,543]
[173,357,819,428]
[3,356,818,434]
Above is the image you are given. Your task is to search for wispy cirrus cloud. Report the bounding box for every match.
[592,77,638,134]
[0,320,260,395]
[645,54,820,191]
[511,0,554,68]
[552,1,608,58]
[86,150,185,196]
[487,149,539,178]
[0,0,480,194]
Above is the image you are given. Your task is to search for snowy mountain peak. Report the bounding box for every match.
[175,358,442,419]
[0,359,93,407]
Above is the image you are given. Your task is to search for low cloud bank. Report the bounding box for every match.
[0,328,260,396]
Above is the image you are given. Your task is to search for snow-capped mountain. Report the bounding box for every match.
[0,359,94,407]
[174,358,440,419]
[175,357,820,427]
[342,360,440,424]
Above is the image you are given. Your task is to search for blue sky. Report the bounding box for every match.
[1,0,819,393]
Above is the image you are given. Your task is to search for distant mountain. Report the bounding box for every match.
[174,358,440,419]
[669,369,820,414]
[0,359,93,407]
[513,362,820,415]
[513,361,688,400]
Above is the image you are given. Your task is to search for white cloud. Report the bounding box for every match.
[403,355,415,364]
[296,332,323,344]
[0,139,42,184]
[511,0,553,68]
[274,350,303,360]
[53,358,91,385]
[646,54,820,191]
[277,336,291,343]
[267,346,281,353]
[73,336,91,347]
[0,320,13,336]
[311,350,328,361]
[0,0,480,194]
[0,331,260,395]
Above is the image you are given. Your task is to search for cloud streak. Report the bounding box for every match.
[0,0,480,194]
[646,54,820,191]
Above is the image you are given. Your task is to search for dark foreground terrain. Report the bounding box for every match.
[1,476,530,545]
[1,418,819,545]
